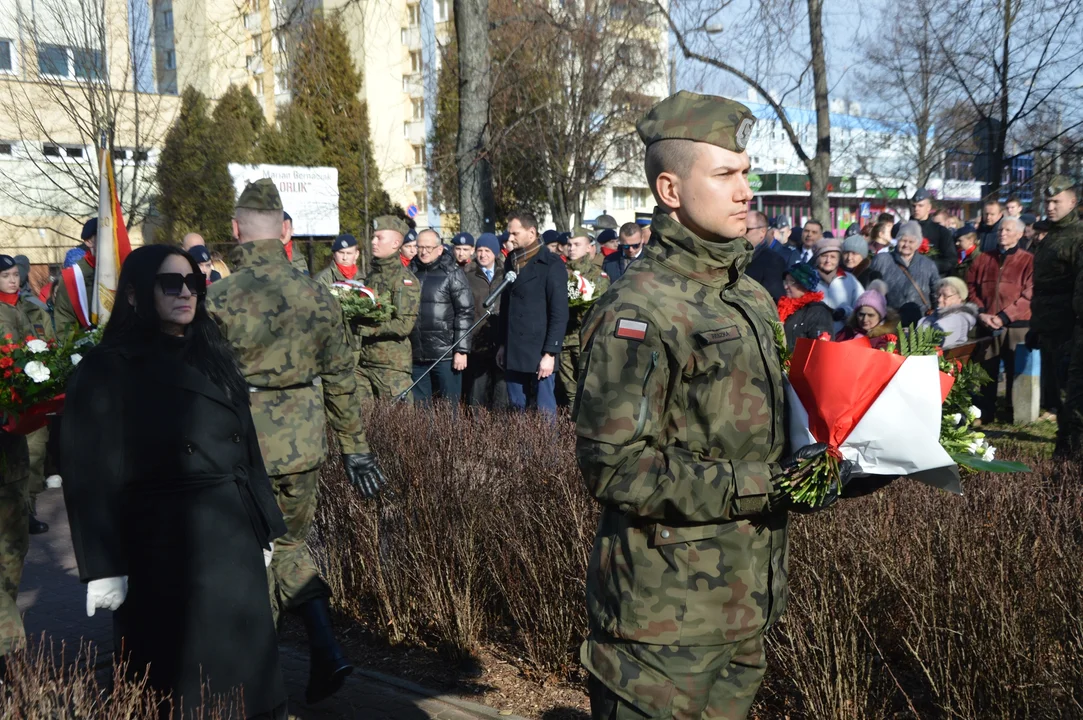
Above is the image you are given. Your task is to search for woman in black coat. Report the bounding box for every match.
[778,262,834,350]
[61,245,288,719]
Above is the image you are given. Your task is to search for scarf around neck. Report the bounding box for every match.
[777,291,824,323]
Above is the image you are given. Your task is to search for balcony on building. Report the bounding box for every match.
[406,121,425,145]
[403,73,424,98]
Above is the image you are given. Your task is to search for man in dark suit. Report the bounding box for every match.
[745,210,786,300]
[497,211,568,417]
[602,223,646,281]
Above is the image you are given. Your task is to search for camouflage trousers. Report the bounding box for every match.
[25,426,48,513]
[0,476,29,655]
[557,347,580,409]
[355,365,413,405]
[267,469,330,624]
[583,634,767,720]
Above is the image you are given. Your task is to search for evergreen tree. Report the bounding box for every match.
[156,86,235,244]
[258,105,324,166]
[212,84,267,164]
[290,15,391,237]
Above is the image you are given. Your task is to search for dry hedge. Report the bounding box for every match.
[313,402,1083,718]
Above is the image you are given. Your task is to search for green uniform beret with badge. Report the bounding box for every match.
[636,90,757,153]
[373,215,409,237]
[1046,175,1076,198]
[236,178,283,211]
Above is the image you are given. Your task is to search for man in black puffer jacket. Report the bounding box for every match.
[409,230,474,403]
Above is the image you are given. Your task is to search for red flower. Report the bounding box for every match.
[918,237,931,254]
[25,335,35,342]
[2,370,10,378]
[817,332,832,341]
[3,333,11,340]
[0,357,12,369]
[883,334,898,344]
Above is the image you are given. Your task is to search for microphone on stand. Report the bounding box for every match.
[483,270,517,309]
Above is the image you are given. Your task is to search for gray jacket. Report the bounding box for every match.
[869,251,941,326]
[918,302,978,349]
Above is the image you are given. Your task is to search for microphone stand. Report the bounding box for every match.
[394,309,495,404]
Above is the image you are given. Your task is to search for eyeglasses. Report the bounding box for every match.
[416,245,440,254]
[157,272,205,296]
[621,243,642,250]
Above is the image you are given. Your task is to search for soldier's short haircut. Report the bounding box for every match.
[508,210,538,230]
[645,139,700,205]
[235,207,284,241]
[619,222,640,239]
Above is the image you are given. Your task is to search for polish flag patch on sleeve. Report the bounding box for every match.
[403,278,414,285]
[614,318,649,341]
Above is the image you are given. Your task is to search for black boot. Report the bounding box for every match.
[297,598,352,704]
[28,514,48,535]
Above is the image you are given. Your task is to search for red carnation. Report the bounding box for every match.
[0,357,12,369]
[918,237,930,254]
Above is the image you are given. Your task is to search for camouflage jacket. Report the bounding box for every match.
[206,238,368,475]
[574,209,787,647]
[287,242,310,276]
[313,263,353,289]
[53,257,94,340]
[564,256,609,349]
[1031,208,1083,336]
[357,254,420,372]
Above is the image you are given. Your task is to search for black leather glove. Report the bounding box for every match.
[343,453,386,499]
[769,443,854,514]
[1024,329,1040,351]
[832,307,848,322]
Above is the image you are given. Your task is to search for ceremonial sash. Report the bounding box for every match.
[62,265,91,329]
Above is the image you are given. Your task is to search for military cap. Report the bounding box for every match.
[1046,175,1076,198]
[404,228,418,244]
[1033,219,1050,233]
[81,217,98,240]
[569,225,594,240]
[332,233,358,252]
[236,178,283,211]
[557,232,571,245]
[188,245,212,263]
[452,232,475,247]
[1019,212,1037,226]
[497,231,510,245]
[0,254,14,271]
[283,210,293,223]
[373,215,409,237]
[636,90,757,153]
[954,223,978,240]
[634,211,652,227]
[542,229,560,244]
[596,228,618,245]
[912,188,934,203]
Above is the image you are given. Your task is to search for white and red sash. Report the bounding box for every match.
[61,265,91,329]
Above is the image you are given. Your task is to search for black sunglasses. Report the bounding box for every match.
[157,272,206,296]
[621,243,642,250]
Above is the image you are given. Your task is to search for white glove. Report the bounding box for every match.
[263,544,274,567]
[86,576,128,617]
[45,475,63,489]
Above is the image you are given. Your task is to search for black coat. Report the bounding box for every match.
[602,250,642,281]
[783,300,834,350]
[746,242,787,301]
[918,218,957,275]
[61,339,287,718]
[409,251,474,362]
[466,261,504,355]
[499,244,569,374]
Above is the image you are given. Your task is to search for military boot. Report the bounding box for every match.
[28,513,48,535]
[297,598,353,703]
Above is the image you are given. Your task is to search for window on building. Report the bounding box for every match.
[65,146,83,158]
[0,40,12,72]
[252,34,262,54]
[410,50,422,73]
[38,45,69,77]
[404,121,410,138]
[165,50,176,70]
[113,148,128,161]
[408,3,421,26]
[42,144,61,157]
[134,149,149,162]
[274,71,288,94]
[412,97,424,120]
[0,143,13,156]
[416,192,428,213]
[401,28,409,45]
[163,9,173,29]
[254,75,264,95]
[413,145,425,164]
[405,168,414,185]
[434,0,449,22]
[73,48,103,80]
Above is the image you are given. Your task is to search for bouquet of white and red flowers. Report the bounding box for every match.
[776,325,1028,509]
[0,327,100,435]
[567,271,598,311]
[330,280,394,324]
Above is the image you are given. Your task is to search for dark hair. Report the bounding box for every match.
[101,245,248,404]
[876,212,895,224]
[1006,195,1021,204]
[619,222,640,238]
[804,218,823,230]
[507,210,538,231]
[871,220,893,241]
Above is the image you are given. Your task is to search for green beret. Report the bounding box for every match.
[1046,175,1077,198]
[637,91,757,153]
[373,215,409,237]
[569,225,594,240]
[236,178,283,211]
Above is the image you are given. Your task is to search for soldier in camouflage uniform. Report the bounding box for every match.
[283,211,311,276]
[206,179,387,704]
[1028,176,1083,458]
[0,255,32,660]
[574,92,828,720]
[355,216,421,401]
[558,227,609,407]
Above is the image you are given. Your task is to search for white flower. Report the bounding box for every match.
[949,413,963,426]
[26,339,48,354]
[24,360,50,383]
[71,353,82,366]
[967,441,982,455]
[982,446,996,462]
[967,405,981,420]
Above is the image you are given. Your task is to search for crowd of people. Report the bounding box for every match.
[0,89,1080,720]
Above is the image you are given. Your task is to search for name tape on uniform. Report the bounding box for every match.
[696,326,742,345]
[614,318,649,341]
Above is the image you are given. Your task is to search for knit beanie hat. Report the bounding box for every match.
[842,235,869,259]
[475,232,501,255]
[786,262,819,292]
[897,220,923,241]
[855,288,887,318]
[813,237,843,260]
[940,275,968,301]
